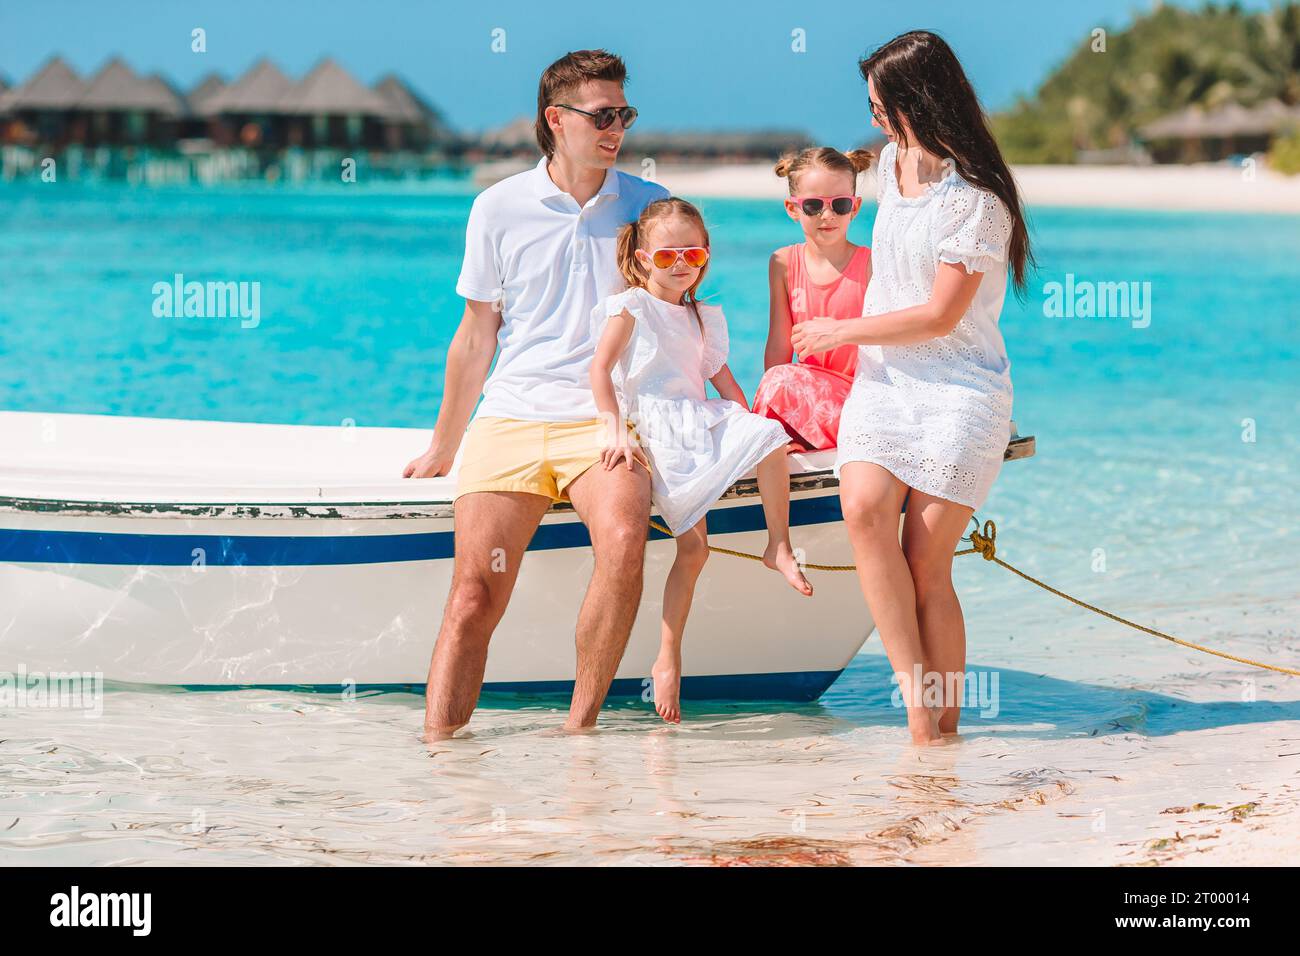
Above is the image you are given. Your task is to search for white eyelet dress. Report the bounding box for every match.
[592,286,791,535]
[834,141,1015,510]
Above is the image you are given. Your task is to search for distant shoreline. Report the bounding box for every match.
[647,161,1300,214]
[5,152,1299,213]
[466,156,1300,213]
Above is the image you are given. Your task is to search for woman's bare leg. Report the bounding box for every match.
[901,491,974,735]
[839,462,942,745]
[757,448,813,595]
[652,519,709,724]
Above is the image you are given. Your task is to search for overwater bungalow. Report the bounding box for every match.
[0,56,87,148]
[195,58,296,148]
[374,73,453,152]
[277,58,394,149]
[624,129,815,162]
[77,58,186,148]
[180,73,225,140]
[475,116,537,158]
[1139,99,1300,163]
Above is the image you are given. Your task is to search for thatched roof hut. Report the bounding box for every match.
[1,56,85,110]
[186,73,226,115]
[199,58,294,115]
[1,54,453,154]
[479,115,537,152]
[1139,99,1300,162]
[78,58,186,115]
[373,74,453,150]
[624,128,815,160]
[278,58,390,116]
[375,75,446,127]
[1141,100,1300,140]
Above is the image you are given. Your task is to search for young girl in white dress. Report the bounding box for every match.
[791,31,1034,746]
[590,197,813,724]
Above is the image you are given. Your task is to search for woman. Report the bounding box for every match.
[791,31,1033,745]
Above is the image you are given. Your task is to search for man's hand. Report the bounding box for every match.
[401,299,500,480]
[403,444,456,479]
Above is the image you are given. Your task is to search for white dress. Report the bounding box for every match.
[835,141,1015,510]
[593,286,791,535]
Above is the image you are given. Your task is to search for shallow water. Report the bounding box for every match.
[3,643,1296,866]
[1,181,1298,864]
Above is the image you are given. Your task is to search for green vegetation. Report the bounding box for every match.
[1269,124,1300,171]
[992,2,1300,163]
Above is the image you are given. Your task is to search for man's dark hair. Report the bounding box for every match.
[535,49,628,158]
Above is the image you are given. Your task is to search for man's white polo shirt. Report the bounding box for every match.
[456,156,669,422]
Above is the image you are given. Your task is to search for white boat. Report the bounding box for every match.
[0,411,1033,701]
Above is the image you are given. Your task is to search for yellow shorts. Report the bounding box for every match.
[454,416,614,503]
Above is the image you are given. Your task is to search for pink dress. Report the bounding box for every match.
[753,243,871,450]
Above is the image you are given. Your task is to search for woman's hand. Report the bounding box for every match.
[790,317,843,359]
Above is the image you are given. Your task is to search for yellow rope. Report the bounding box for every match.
[648,516,856,571]
[648,515,1300,677]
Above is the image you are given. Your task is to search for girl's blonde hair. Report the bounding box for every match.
[614,197,710,337]
[774,146,874,194]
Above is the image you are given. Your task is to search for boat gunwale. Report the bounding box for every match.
[0,436,1034,521]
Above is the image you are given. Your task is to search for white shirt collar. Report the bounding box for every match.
[533,156,620,204]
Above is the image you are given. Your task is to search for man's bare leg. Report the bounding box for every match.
[563,458,652,730]
[423,490,552,739]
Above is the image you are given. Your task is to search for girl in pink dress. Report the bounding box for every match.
[753,147,874,450]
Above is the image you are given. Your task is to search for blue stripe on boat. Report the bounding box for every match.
[483,669,844,703]
[176,669,844,702]
[0,495,845,566]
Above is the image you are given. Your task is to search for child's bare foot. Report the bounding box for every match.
[763,540,813,596]
[650,654,682,724]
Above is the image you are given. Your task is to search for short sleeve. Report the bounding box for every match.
[591,288,635,343]
[455,194,503,302]
[699,304,729,380]
[590,288,657,387]
[935,183,1012,275]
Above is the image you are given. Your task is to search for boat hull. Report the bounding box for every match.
[0,412,1034,701]
[0,414,869,700]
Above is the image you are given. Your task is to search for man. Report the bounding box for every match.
[403,50,669,738]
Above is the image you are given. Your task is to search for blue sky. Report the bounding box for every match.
[0,0,1277,146]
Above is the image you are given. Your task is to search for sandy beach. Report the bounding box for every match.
[469,157,1300,212]
[653,161,1300,213]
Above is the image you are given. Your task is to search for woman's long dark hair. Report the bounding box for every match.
[860,31,1033,295]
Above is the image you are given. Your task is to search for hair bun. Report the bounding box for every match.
[845,148,875,172]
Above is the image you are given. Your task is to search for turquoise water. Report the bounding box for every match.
[1,181,1296,604]
[1,181,1298,864]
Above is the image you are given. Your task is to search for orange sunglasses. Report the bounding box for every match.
[643,246,710,269]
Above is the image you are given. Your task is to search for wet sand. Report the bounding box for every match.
[2,629,1295,866]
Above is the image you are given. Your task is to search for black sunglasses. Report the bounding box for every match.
[795,196,857,216]
[555,104,638,131]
